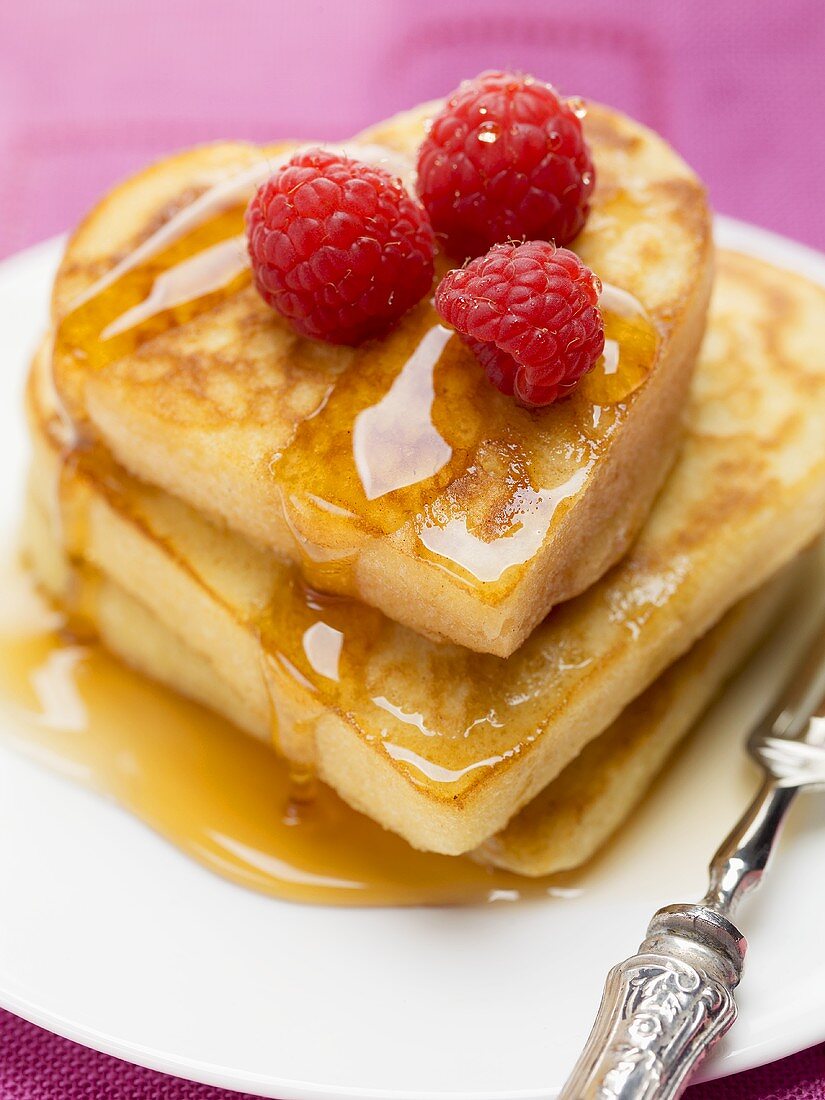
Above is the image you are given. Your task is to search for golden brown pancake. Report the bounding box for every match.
[48,100,712,656]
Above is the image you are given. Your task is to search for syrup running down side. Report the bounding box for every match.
[0,562,575,907]
[52,146,661,601]
[36,431,677,810]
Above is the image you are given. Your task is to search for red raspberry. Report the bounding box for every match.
[417,71,595,260]
[435,241,604,408]
[246,148,435,345]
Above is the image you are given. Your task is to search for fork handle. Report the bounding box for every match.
[559,905,745,1100]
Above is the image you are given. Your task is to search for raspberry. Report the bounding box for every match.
[417,70,595,260]
[435,241,604,408]
[246,148,435,345]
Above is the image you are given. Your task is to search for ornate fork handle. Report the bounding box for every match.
[561,602,825,1099]
[560,905,744,1099]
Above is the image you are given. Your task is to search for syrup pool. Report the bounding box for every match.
[0,560,573,907]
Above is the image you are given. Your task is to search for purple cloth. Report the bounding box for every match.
[0,1007,823,1099]
[1,0,824,1095]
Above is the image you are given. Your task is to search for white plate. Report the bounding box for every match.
[1,219,825,1100]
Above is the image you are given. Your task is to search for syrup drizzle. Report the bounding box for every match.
[38,330,670,809]
[52,153,662,604]
[0,561,571,907]
[39,438,607,806]
[38,151,663,882]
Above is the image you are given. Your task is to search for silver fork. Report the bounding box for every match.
[560,611,825,1100]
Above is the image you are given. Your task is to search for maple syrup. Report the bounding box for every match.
[57,205,249,376]
[52,150,661,603]
[30,373,629,805]
[20,414,609,839]
[34,148,664,875]
[0,560,567,907]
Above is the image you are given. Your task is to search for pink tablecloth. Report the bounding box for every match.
[1,1,824,1096]
[0,1006,824,1099]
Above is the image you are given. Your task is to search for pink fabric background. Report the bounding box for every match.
[1,0,824,1095]
[2,0,825,258]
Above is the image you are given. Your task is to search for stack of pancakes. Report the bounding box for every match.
[23,101,825,875]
